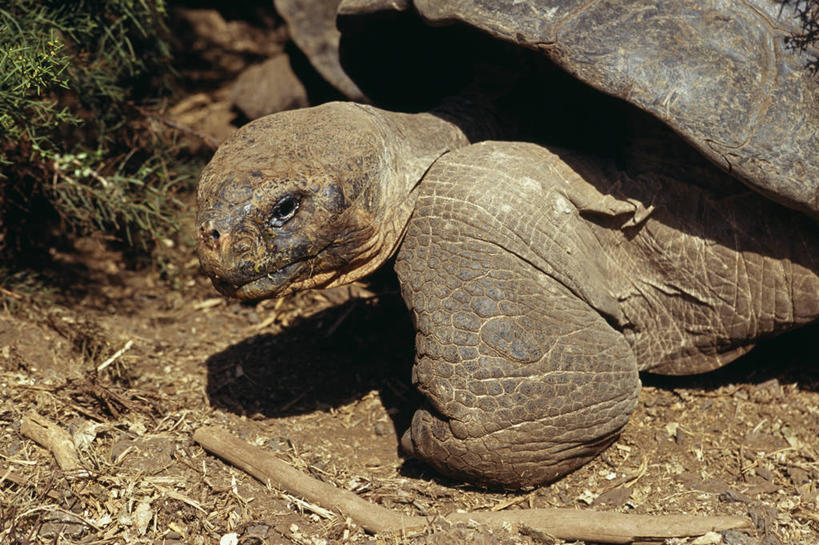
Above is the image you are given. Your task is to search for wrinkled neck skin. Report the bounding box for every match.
[358,105,472,278]
[369,92,511,263]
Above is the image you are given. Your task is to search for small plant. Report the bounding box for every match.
[0,0,197,277]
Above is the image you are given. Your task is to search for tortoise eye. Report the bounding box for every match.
[269,195,299,227]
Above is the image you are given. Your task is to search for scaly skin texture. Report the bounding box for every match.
[564,147,819,375]
[393,147,640,486]
[395,140,818,486]
[197,103,819,488]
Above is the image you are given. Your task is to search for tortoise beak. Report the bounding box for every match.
[196,215,253,297]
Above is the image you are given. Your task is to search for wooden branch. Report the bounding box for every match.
[446,510,748,543]
[193,425,751,543]
[20,412,84,474]
[193,426,418,533]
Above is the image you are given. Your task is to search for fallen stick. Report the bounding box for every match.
[194,426,416,533]
[97,339,134,372]
[193,425,751,543]
[20,412,84,474]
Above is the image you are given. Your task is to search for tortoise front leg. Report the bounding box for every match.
[394,143,641,489]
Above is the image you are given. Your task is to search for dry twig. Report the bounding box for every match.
[193,425,752,543]
[20,412,85,475]
[97,339,134,372]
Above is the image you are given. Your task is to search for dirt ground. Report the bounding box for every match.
[1,4,818,545]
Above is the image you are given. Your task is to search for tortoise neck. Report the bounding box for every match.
[355,105,474,264]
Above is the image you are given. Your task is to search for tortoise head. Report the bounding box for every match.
[197,101,470,300]
[196,102,401,299]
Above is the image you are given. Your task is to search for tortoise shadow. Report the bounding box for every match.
[202,270,420,427]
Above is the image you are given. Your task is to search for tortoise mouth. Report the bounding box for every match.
[211,259,305,300]
[210,246,333,300]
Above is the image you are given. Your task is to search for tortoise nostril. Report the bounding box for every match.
[198,221,223,250]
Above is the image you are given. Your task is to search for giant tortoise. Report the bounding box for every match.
[196,0,819,488]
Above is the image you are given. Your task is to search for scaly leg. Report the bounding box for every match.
[395,141,640,488]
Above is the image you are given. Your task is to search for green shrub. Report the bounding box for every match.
[0,0,196,269]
